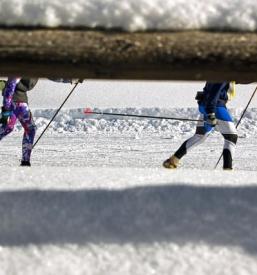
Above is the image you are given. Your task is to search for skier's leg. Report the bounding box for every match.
[174,121,213,158]
[17,103,36,165]
[216,107,238,169]
[0,113,17,140]
[163,108,213,168]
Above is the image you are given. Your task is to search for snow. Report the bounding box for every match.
[0,0,257,31]
[30,80,257,109]
[1,80,257,274]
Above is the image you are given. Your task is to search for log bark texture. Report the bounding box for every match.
[0,29,257,80]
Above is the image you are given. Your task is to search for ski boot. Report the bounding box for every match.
[163,155,180,169]
[223,149,233,171]
[20,160,31,167]
[223,166,233,171]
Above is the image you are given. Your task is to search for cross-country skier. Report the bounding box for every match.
[0,77,38,166]
[163,81,238,170]
[0,78,82,167]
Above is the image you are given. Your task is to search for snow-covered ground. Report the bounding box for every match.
[1,0,257,31]
[1,80,257,274]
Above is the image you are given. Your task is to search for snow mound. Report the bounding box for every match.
[15,107,256,138]
[0,0,257,31]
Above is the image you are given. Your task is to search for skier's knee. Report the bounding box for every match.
[28,123,36,136]
[195,126,206,135]
[195,133,208,143]
[29,123,36,132]
[24,123,36,138]
[222,133,238,144]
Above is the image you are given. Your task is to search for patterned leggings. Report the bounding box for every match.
[0,102,36,162]
[174,105,238,169]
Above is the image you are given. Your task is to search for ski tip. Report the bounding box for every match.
[84,108,93,114]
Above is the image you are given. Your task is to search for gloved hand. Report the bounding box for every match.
[0,107,12,126]
[71,79,84,84]
[0,80,6,91]
[205,113,217,126]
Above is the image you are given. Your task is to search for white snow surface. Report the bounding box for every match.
[1,80,257,274]
[1,0,257,31]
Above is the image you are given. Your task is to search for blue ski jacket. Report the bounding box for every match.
[200,82,230,114]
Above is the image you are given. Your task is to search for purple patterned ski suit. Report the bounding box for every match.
[0,78,36,162]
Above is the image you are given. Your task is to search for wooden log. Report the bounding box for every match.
[0,29,257,80]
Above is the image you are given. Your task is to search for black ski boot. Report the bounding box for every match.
[223,149,232,170]
[20,160,31,167]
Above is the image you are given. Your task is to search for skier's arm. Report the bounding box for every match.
[205,85,222,114]
[206,89,220,114]
[0,78,20,125]
[48,78,83,84]
[2,78,20,110]
[48,78,72,83]
[203,82,228,126]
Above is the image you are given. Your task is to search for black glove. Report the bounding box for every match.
[205,113,217,126]
[0,107,13,126]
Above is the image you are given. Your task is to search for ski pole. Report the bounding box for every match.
[84,108,202,122]
[33,82,80,149]
[214,85,257,169]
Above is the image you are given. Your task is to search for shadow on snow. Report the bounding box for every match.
[0,184,257,254]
